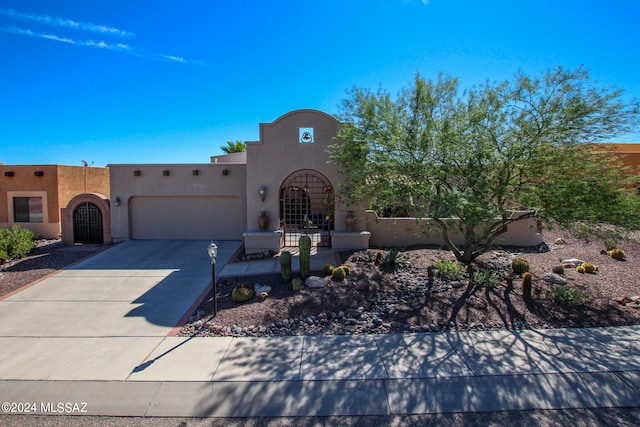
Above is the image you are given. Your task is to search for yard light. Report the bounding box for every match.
[207,241,218,317]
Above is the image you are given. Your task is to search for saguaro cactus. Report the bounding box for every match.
[522,272,533,299]
[280,251,292,281]
[299,235,311,280]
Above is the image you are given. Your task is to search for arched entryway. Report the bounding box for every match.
[61,193,112,244]
[279,169,334,246]
[73,202,103,244]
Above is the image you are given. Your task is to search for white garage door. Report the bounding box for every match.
[129,196,244,240]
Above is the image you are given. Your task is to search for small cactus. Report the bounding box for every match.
[332,266,346,280]
[232,285,254,303]
[522,272,533,299]
[322,264,335,275]
[511,258,530,274]
[339,264,351,276]
[609,248,626,260]
[280,251,292,281]
[291,277,303,291]
[299,235,311,280]
[582,262,597,274]
[576,265,586,274]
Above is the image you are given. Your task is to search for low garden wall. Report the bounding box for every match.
[364,210,543,248]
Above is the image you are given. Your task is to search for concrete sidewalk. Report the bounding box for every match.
[0,241,638,418]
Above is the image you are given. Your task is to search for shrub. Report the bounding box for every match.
[332,267,346,280]
[322,264,335,275]
[436,260,464,279]
[0,225,34,261]
[472,270,500,288]
[379,248,403,271]
[549,286,584,306]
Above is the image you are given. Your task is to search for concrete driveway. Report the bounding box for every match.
[0,240,240,380]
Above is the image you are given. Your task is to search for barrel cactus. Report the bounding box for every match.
[331,266,346,280]
[280,251,292,281]
[299,235,311,279]
[292,277,303,291]
[339,264,351,276]
[511,258,530,274]
[582,262,597,274]
[232,284,254,303]
[609,248,626,260]
[322,264,335,276]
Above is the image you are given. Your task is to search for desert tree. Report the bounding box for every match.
[330,67,640,263]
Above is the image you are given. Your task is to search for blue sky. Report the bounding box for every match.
[1,0,639,167]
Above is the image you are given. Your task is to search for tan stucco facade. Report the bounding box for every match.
[108,109,548,250]
[0,164,109,239]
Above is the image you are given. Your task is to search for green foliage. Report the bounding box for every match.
[471,269,500,288]
[511,258,530,274]
[549,286,584,306]
[231,285,254,303]
[280,251,292,281]
[330,67,640,264]
[322,264,335,275]
[436,259,464,279]
[299,235,311,279]
[379,248,403,271]
[0,225,34,262]
[220,140,246,154]
[331,267,346,280]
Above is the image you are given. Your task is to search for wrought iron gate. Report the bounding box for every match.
[279,169,334,247]
[73,202,103,244]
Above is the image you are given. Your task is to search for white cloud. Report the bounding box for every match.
[0,8,134,37]
[0,8,200,65]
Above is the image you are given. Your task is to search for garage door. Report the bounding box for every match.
[129,196,244,240]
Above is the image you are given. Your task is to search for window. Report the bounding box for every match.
[13,197,43,223]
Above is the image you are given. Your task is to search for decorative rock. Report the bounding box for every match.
[561,258,584,267]
[305,276,326,288]
[253,283,272,295]
[450,281,465,289]
[544,272,567,285]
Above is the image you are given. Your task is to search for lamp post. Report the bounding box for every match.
[207,241,218,317]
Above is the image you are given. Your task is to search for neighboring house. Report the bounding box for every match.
[108,109,544,252]
[0,164,111,243]
[611,143,640,189]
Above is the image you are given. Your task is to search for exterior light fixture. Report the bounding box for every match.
[259,186,266,201]
[34,171,44,177]
[114,197,121,207]
[207,241,218,317]
[163,170,170,176]
[222,169,229,176]
[192,169,199,176]
[4,171,14,177]
[133,170,141,176]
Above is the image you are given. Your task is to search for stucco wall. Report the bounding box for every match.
[108,163,247,241]
[245,109,366,234]
[365,210,544,248]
